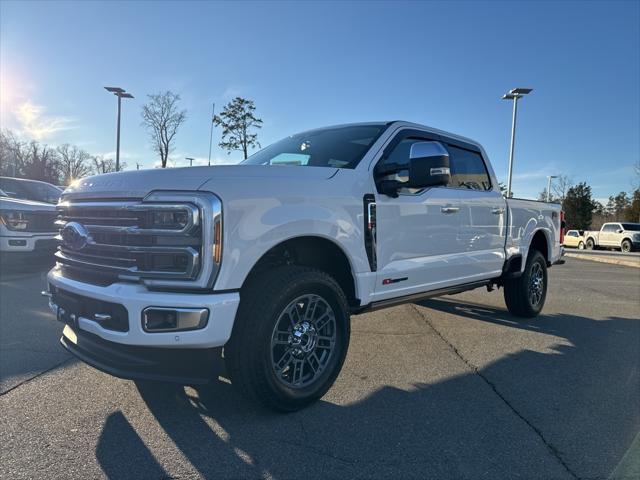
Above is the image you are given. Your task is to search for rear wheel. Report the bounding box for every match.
[504,250,548,318]
[621,239,632,253]
[226,265,350,412]
[586,238,595,250]
[578,241,585,250]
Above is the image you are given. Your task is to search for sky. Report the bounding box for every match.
[1,0,638,201]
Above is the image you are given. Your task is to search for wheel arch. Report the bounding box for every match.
[241,235,359,308]
[528,229,551,264]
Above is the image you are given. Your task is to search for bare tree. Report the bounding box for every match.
[551,174,572,204]
[141,91,187,168]
[57,144,93,184]
[214,97,263,160]
[92,155,123,174]
[21,141,60,184]
[0,129,27,177]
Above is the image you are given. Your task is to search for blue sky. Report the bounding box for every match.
[1,0,638,200]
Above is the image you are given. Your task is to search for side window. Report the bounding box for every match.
[376,138,429,193]
[603,224,617,232]
[378,137,424,171]
[446,145,492,191]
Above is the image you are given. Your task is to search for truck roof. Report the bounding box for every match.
[297,121,483,151]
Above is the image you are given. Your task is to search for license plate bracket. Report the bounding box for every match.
[54,292,82,327]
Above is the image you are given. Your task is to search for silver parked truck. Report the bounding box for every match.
[44,121,564,411]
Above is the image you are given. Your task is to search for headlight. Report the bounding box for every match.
[633,233,640,240]
[0,211,29,231]
[150,209,190,230]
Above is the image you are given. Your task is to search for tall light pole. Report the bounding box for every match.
[185,157,195,167]
[502,87,533,198]
[104,87,134,172]
[208,103,215,166]
[546,175,558,202]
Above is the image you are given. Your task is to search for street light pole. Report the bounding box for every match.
[116,94,122,172]
[546,175,558,202]
[502,88,533,198]
[104,87,134,172]
[208,103,215,167]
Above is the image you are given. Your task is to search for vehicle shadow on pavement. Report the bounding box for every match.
[95,303,639,480]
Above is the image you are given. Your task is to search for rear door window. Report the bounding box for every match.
[445,145,492,191]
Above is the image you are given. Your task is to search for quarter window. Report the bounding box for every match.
[446,145,491,191]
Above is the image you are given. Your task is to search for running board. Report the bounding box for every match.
[356,280,491,313]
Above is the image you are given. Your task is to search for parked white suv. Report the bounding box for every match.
[45,121,563,410]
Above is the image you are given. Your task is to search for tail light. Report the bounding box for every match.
[560,210,566,243]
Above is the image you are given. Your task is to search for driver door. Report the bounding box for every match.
[372,134,463,302]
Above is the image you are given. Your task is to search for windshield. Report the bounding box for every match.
[242,124,387,169]
[0,178,61,204]
[621,223,640,231]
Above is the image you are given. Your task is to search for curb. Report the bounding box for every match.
[565,253,640,269]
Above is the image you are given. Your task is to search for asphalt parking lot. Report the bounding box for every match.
[0,257,638,479]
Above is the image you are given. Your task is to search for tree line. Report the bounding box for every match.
[0,92,263,182]
[537,172,640,230]
[0,129,124,185]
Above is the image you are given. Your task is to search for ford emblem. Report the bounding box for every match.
[61,222,91,250]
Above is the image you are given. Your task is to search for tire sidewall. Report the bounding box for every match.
[523,251,548,316]
[621,240,631,253]
[578,241,585,250]
[586,238,595,250]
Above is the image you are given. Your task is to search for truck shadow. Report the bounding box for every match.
[95,302,639,479]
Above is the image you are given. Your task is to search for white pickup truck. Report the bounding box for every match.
[45,121,563,411]
[0,193,58,257]
[584,222,640,253]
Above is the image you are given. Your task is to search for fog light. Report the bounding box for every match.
[8,239,27,246]
[142,307,208,332]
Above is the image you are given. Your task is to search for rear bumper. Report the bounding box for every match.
[60,325,222,384]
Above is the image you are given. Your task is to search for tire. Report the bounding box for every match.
[586,238,595,250]
[225,265,350,412]
[621,239,632,253]
[578,241,585,250]
[503,250,548,318]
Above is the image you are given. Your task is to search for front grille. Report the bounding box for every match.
[19,211,57,232]
[54,193,222,289]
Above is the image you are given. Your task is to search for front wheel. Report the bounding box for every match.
[621,239,633,253]
[503,250,548,318]
[225,266,350,412]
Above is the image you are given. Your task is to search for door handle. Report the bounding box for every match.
[441,206,460,214]
[492,208,505,215]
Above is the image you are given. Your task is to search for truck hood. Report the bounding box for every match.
[0,196,56,211]
[62,165,338,200]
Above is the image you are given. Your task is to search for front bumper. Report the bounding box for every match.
[0,234,58,253]
[60,324,223,383]
[46,266,240,349]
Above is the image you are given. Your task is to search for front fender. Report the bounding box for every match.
[212,197,370,291]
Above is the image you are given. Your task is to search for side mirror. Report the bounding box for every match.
[408,142,450,188]
[617,229,624,233]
